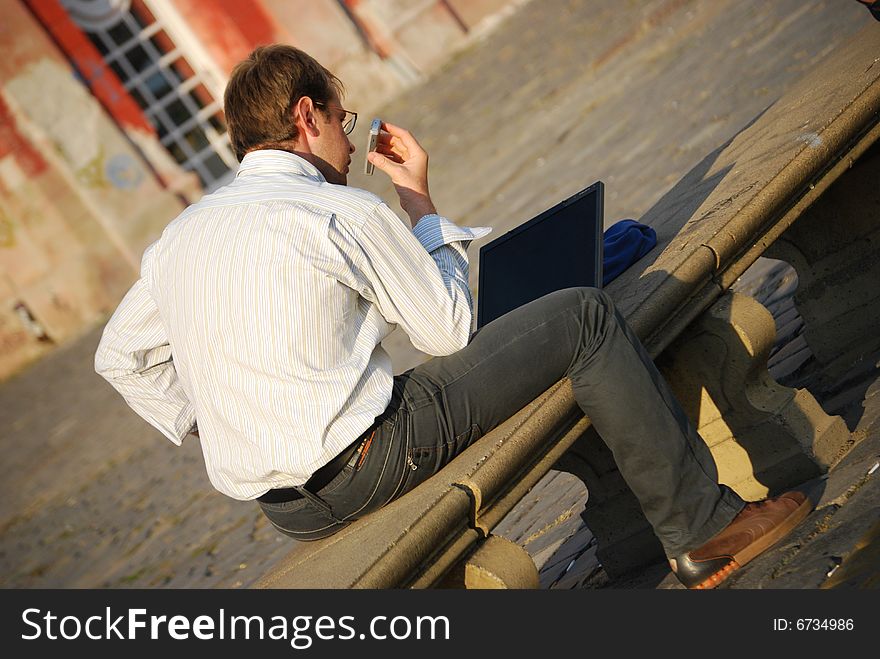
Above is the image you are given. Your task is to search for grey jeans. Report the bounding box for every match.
[258,287,745,556]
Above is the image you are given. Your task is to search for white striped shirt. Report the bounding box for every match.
[94,150,490,500]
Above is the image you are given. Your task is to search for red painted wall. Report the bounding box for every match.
[24,0,154,133]
[0,95,48,178]
[172,0,288,75]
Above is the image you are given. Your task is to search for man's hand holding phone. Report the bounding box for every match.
[366,121,437,226]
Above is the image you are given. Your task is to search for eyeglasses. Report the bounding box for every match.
[315,102,357,135]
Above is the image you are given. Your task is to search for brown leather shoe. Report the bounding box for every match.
[671,490,814,589]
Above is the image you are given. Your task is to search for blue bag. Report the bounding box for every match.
[603,219,657,286]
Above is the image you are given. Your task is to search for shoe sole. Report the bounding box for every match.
[692,494,814,589]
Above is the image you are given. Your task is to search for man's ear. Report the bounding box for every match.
[293,96,320,138]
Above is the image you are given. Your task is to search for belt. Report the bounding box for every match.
[257,429,376,504]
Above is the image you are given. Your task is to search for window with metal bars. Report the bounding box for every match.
[63,0,237,190]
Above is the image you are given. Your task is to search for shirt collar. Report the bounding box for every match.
[236,149,326,183]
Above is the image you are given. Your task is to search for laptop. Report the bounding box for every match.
[476,181,604,328]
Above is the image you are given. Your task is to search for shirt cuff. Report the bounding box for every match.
[412,214,492,253]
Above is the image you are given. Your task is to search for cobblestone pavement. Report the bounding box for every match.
[0,0,873,588]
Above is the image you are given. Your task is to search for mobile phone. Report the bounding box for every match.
[364,118,381,175]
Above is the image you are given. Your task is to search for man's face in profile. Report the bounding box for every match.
[311,94,355,185]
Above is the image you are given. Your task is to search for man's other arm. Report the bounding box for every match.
[352,204,489,355]
[359,122,489,355]
[94,244,196,444]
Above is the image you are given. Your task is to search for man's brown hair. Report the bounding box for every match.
[224,45,343,161]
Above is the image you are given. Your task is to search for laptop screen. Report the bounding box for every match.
[476,182,604,328]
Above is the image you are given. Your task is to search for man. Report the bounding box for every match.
[96,45,813,589]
